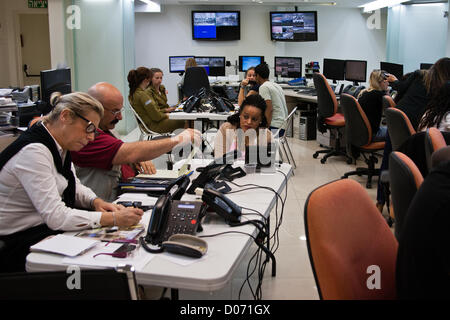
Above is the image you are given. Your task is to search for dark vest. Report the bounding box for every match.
[0,121,75,207]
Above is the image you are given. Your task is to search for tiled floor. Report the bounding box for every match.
[122,124,389,300]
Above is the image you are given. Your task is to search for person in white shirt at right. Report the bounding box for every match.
[0,91,143,272]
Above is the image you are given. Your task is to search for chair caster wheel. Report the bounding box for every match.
[313,153,319,159]
[346,158,353,164]
[320,158,326,164]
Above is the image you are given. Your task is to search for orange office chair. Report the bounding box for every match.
[385,107,416,151]
[389,151,424,240]
[424,127,447,172]
[304,179,398,300]
[340,93,385,189]
[312,73,351,164]
[382,95,396,110]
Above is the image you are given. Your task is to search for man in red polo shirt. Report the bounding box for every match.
[71,82,200,202]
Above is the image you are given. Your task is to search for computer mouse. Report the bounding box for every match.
[161,234,208,258]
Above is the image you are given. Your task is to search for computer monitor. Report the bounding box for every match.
[420,63,433,70]
[192,11,240,41]
[270,11,318,42]
[380,62,403,79]
[239,56,265,72]
[345,60,367,84]
[323,58,345,82]
[274,57,302,78]
[195,56,226,76]
[40,68,71,105]
[169,56,195,73]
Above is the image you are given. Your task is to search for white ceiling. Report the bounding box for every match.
[155,0,371,8]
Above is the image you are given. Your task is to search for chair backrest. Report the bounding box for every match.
[339,93,372,147]
[425,127,447,171]
[128,104,160,139]
[304,178,398,300]
[0,265,139,300]
[312,73,338,118]
[182,67,211,98]
[273,106,298,139]
[382,95,396,110]
[389,151,424,240]
[385,107,416,151]
[431,145,450,168]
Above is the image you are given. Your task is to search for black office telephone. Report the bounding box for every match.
[183,87,206,113]
[201,187,242,224]
[140,175,204,251]
[342,85,365,98]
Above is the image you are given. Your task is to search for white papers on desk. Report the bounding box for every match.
[62,242,154,269]
[30,234,99,257]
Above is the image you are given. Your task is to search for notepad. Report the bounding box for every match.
[30,234,99,257]
[136,147,198,179]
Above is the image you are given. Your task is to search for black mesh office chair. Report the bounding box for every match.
[182,67,211,98]
[0,265,140,300]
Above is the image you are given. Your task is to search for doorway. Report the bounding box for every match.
[18,13,51,87]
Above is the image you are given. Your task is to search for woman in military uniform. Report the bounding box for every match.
[127,67,185,134]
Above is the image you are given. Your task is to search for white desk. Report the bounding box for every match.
[283,89,318,104]
[169,111,231,122]
[26,161,292,294]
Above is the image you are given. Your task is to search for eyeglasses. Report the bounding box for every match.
[73,111,98,134]
[107,109,122,117]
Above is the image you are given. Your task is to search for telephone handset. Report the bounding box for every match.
[201,187,242,224]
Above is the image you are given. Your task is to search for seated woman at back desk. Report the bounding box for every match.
[147,67,177,113]
[214,94,272,158]
[357,69,390,142]
[128,67,185,134]
[237,67,259,106]
[0,91,143,272]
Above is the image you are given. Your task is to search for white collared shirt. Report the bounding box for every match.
[0,125,102,235]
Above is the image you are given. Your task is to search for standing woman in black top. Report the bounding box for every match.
[357,70,390,142]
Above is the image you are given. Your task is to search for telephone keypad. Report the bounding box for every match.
[162,200,203,242]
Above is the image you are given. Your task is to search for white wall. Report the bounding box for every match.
[387,3,449,73]
[135,5,387,105]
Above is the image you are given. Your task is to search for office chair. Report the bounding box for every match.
[128,105,174,169]
[340,94,385,189]
[424,127,447,172]
[273,106,297,170]
[431,145,450,168]
[389,151,423,240]
[312,73,350,164]
[0,265,140,300]
[304,178,398,300]
[181,67,211,98]
[382,94,396,110]
[385,107,416,151]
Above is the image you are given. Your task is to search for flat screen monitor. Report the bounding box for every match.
[169,56,195,73]
[195,56,226,76]
[274,57,302,78]
[40,68,71,105]
[323,58,345,82]
[270,11,318,42]
[345,60,367,84]
[239,56,265,72]
[380,62,403,79]
[192,11,240,41]
[420,63,433,70]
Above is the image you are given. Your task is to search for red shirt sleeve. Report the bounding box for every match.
[71,130,123,171]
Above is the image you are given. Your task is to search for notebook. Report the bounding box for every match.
[30,234,99,257]
[136,147,198,179]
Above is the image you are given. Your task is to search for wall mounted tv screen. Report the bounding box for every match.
[270,11,317,42]
[195,56,226,76]
[192,11,240,41]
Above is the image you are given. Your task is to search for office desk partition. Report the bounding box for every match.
[26,161,292,297]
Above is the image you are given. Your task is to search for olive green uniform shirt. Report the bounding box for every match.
[129,88,184,134]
